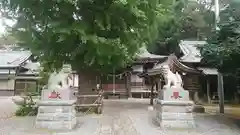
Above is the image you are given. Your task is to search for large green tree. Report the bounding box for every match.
[200,0,240,74]
[0,0,168,73]
[150,0,215,55]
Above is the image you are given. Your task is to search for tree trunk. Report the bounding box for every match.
[126,72,132,98]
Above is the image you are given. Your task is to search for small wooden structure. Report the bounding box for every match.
[75,89,103,114]
[76,40,225,104]
[140,54,203,103]
[75,72,103,114]
[101,46,167,98]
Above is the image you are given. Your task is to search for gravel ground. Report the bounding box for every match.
[0,98,239,135]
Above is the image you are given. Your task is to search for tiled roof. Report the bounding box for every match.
[23,62,40,71]
[20,62,41,75]
[179,40,207,63]
[136,46,167,60]
[146,54,201,76]
[0,51,32,67]
[197,67,218,75]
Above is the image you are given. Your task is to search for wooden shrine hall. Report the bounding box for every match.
[102,41,220,104]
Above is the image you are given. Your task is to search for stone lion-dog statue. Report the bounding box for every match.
[161,65,183,88]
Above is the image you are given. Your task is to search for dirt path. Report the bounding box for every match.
[0,97,18,119]
[0,98,240,135]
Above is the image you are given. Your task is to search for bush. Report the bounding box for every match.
[75,106,98,114]
[15,104,38,116]
[15,92,39,116]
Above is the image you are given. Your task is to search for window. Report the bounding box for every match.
[15,80,37,95]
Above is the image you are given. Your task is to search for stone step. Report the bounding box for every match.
[36,112,76,121]
[158,112,194,120]
[37,100,76,106]
[35,118,77,131]
[38,106,75,113]
[164,106,192,113]
[160,120,195,129]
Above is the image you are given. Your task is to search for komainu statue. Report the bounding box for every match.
[161,65,183,88]
[47,64,73,90]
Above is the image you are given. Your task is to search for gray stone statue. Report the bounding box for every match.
[47,64,73,90]
[153,64,195,129]
[35,64,77,131]
[160,65,183,88]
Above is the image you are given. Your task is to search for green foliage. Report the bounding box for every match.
[38,70,50,86]
[75,107,98,114]
[15,92,39,116]
[200,0,240,74]
[0,0,167,73]
[15,104,38,116]
[149,0,183,54]
[150,0,215,55]
[180,0,215,40]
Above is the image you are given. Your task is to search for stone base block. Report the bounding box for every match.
[160,112,194,120]
[35,102,77,131]
[35,117,77,131]
[159,120,195,129]
[154,112,195,129]
[38,106,76,113]
[36,112,76,121]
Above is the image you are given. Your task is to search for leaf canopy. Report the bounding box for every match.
[200,0,240,73]
[0,0,168,73]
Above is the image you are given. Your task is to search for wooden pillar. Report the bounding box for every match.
[206,78,211,104]
[150,77,154,105]
[156,80,159,91]
[218,72,224,113]
[158,78,162,91]
[36,80,39,93]
[155,78,159,99]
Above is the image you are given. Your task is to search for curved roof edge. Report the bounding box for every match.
[135,46,167,60]
[146,54,202,76]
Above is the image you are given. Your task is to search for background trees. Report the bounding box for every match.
[150,0,215,55]
[1,0,240,76]
[200,0,240,74]
[0,0,171,73]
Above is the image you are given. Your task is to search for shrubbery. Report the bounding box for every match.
[15,92,39,116]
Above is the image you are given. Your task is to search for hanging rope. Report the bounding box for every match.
[106,71,128,77]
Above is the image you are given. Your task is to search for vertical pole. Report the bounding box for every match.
[113,68,115,94]
[218,72,224,113]
[215,0,224,113]
[214,0,220,30]
[150,77,154,105]
[155,80,159,99]
[206,78,211,104]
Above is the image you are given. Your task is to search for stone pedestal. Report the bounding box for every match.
[153,86,195,129]
[35,88,77,131]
